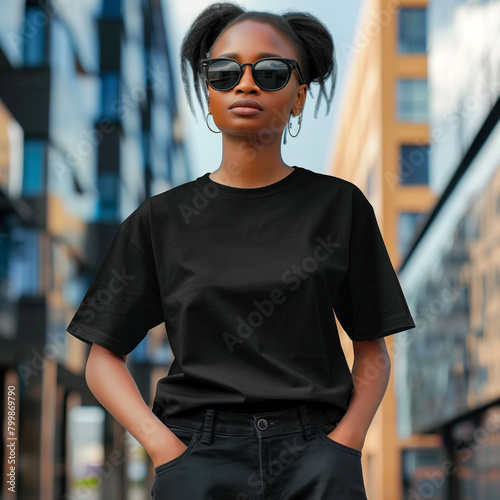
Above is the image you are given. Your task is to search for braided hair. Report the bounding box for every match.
[180,2,337,121]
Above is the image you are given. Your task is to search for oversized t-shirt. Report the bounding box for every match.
[66,166,416,421]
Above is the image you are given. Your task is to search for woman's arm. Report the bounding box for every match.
[328,338,391,451]
[85,343,187,467]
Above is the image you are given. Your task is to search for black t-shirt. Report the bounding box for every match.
[66,166,416,420]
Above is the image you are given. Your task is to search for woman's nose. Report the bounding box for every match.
[235,65,259,92]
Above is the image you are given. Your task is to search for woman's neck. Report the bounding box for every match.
[209,132,293,188]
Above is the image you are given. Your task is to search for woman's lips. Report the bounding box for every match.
[229,107,263,115]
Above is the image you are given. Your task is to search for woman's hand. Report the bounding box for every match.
[321,338,391,453]
[146,429,189,468]
[326,421,365,452]
[84,346,193,469]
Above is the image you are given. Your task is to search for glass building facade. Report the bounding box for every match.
[396,0,500,498]
[426,0,500,195]
[0,0,191,497]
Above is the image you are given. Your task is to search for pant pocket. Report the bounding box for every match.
[315,423,362,457]
[312,423,367,499]
[154,426,201,475]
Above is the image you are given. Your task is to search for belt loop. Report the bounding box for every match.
[200,408,215,444]
[298,404,315,441]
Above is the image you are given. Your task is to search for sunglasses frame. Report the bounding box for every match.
[200,57,306,91]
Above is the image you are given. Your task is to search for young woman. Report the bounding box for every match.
[67,2,416,499]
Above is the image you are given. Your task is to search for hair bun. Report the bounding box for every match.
[283,11,337,116]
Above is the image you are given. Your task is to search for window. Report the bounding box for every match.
[399,145,429,185]
[8,227,41,298]
[398,8,427,53]
[0,224,9,297]
[24,7,48,66]
[22,139,46,195]
[101,72,120,120]
[97,171,118,221]
[398,212,425,257]
[397,79,428,122]
[102,0,121,18]
[0,0,24,65]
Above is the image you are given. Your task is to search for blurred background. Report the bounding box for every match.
[0,0,499,499]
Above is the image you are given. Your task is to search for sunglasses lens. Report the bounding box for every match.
[253,60,290,90]
[205,59,293,91]
[206,60,241,90]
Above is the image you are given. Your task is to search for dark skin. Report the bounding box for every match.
[84,20,391,471]
[206,20,307,188]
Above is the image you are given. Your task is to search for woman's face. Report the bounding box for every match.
[207,20,307,138]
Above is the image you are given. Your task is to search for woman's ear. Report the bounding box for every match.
[292,84,307,116]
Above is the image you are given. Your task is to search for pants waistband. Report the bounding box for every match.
[160,404,342,445]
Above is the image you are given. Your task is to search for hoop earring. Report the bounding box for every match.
[288,111,302,137]
[283,112,303,145]
[206,112,221,134]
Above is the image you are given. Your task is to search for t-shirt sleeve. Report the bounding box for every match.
[332,188,416,342]
[66,204,164,356]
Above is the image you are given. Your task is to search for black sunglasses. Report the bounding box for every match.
[200,57,306,91]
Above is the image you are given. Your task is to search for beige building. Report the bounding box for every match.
[327,0,440,498]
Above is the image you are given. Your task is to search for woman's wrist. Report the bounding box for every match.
[142,426,174,454]
[144,427,185,465]
[329,420,366,451]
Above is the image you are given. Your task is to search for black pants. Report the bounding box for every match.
[151,404,367,500]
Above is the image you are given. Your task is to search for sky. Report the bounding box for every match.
[163,0,365,179]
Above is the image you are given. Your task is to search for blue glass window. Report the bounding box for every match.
[8,227,40,298]
[24,7,48,66]
[22,139,45,195]
[0,224,8,291]
[101,72,120,120]
[102,0,121,18]
[398,8,427,53]
[97,171,118,221]
[397,79,428,122]
[399,145,429,185]
[0,0,24,65]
